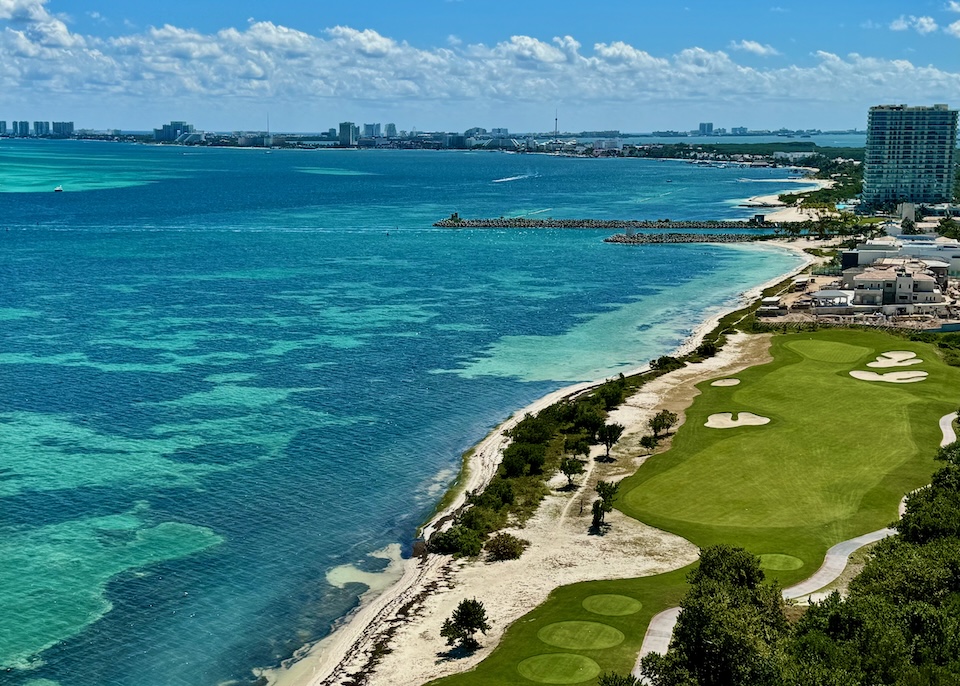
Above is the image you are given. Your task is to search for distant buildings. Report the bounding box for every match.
[154,121,195,142]
[385,123,397,137]
[52,121,74,136]
[362,123,381,138]
[731,127,748,135]
[863,104,959,208]
[698,122,714,136]
[0,121,5,135]
[338,121,357,147]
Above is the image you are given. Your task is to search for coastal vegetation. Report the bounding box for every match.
[776,154,863,209]
[429,329,960,685]
[441,599,492,651]
[427,376,635,558]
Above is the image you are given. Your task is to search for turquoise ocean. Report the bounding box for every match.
[0,141,804,686]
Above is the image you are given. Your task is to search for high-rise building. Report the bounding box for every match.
[864,104,959,208]
[339,121,357,146]
[33,121,50,136]
[52,121,74,137]
[362,123,381,138]
[154,120,194,142]
[15,121,30,137]
[384,123,397,137]
[731,127,748,135]
[491,127,509,137]
[0,121,6,135]
[698,122,714,136]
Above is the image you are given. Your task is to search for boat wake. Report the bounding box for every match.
[492,173,540,183]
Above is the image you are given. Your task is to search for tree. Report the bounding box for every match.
[641,545,787,686]
[440,598,491,651]
[649,409,679,438]
[559,456,585,488]
[597,422,625,460]
[901,216,920,234]
[937,215,960,240]
[597,673,641,686]
[592,480,621,528]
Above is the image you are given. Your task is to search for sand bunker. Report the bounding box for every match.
[850,370,928,384]
[710,378,741,387]
[867,351,923,369]
[705,412,771,429]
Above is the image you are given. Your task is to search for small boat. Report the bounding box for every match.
[54,185,63,192]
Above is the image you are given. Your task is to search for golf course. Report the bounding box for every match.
[429,329,960,686]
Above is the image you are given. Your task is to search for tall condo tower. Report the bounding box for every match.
[863,104,958,208]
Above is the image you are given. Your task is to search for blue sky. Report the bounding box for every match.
[2,0,960,132]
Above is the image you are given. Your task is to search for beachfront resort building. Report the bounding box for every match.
[863,104,958,208]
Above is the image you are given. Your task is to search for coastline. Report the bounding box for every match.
[740,178,836,222]
[262,237,820,686]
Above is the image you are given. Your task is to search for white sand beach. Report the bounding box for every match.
[740,179,836,223]
[263,241,819,686]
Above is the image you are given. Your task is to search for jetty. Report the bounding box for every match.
[603,233,764,244]
[433,213,781,231]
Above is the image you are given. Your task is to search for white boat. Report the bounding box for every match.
[54,185,63,192]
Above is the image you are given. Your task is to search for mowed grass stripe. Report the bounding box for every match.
[430,330,960,686]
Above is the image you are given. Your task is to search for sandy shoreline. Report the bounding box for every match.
[263,239,820,686]
[740,178,836,223]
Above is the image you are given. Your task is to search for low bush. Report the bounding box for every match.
[484,532,530,562]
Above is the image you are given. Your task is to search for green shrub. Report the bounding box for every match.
[428,526,485,557]
[457,506,504,536]
[484,532,530,562]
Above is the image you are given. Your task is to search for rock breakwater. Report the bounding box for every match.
[434,216,780,230]
[603,233,762,244]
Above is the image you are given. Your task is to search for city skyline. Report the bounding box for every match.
[1,1,960,131]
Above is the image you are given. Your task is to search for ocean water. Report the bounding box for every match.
[0,141,803,686]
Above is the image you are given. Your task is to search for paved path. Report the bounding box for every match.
[940,412,958,447]
[631,412,959,679]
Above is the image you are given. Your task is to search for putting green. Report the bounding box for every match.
[784,339,869,363]
[537,621,625,650]
[516,654,601,684]
[758,554,804,571]
[581,594,642,616]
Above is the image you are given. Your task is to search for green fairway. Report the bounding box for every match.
[429,330,960,686]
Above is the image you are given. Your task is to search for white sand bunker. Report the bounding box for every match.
[711,378,741,387]
[850,370,928,384]
[705,412,771,429]
[867,351,923,369]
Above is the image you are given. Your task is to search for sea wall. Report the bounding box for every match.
[433,217,781,230]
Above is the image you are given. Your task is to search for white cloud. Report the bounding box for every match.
[948,20,960,37]
[890,15,939,34]
[729,39,780,56]
[948,1,960,12]
[1,12,960,127]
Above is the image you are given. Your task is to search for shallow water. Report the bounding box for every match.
[0,141,802,686]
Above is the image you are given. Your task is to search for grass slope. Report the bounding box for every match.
[429,330,960,685]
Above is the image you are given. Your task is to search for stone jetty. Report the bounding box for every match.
[433,214,781,231]
[603,233,763,244]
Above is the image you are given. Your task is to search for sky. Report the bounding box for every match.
[2,0,960,133]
